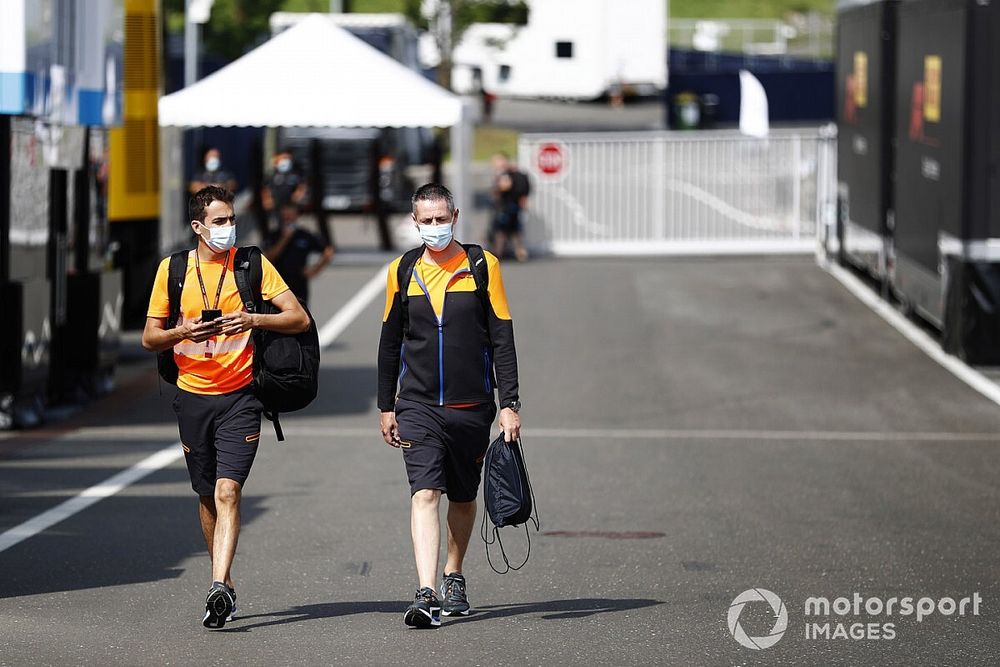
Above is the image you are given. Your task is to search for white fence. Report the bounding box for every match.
[518,128,837,256]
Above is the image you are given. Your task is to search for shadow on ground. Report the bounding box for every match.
[0,492,268,599]
[224,597,664,632]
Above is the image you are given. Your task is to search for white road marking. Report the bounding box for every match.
[823,259,1000,409]
[317,263,390,348]
[0,447,183,553]
[0,265,389,555]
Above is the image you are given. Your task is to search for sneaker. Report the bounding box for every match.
[227,589,237,622]
[403,587,441,628]
[440,572,471,616]
[203,581,235,629]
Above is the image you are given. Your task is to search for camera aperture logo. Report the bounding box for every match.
[728,588,788,650]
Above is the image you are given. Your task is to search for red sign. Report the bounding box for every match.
[537,143,566,177]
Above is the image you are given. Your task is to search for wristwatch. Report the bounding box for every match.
[505,399,521,413]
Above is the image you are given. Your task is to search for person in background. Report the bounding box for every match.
[261,148,308,230]
[190,146,238,195]
[263,203,333,307]
[490,152,530,262]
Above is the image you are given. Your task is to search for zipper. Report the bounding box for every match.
[414,262,472,407]
[483,348,492,392]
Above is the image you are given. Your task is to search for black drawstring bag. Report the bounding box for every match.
[480,434,539,574]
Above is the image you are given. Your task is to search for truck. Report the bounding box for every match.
[450,0,667,100]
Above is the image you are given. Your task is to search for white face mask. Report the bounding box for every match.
[205,157,221,172]
[276,158,292,173]
[417,222,454,251]
[198,222,236,252]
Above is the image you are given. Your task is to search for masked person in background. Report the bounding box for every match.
[190,146,238,195]
[142,186,309,629]
[377,183,523,628]
[264,202,334,307]
[261,148,308,230]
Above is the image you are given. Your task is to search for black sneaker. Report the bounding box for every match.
[203,581,235,629]
[403,587,441,628]
[440,572,471,616]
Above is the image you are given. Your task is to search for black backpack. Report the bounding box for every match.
[156,251,190,386]
[157,247,320,442]
[396,243,490,336]
[480,433,539,574]
[233,246,320,441]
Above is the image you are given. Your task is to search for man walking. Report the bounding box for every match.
[142,186,309,629]
[490,152,531,262]
[264,203,334,307]
[378,183,522,628]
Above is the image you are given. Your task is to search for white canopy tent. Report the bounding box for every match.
[158,13,473,239]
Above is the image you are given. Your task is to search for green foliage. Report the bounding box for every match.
[281,0,331,12]
[670,0,833,19]
[164,0,528,63]
[353,0,411,11]
[163,0,335,61]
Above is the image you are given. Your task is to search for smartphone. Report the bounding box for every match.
[202,309,222,322]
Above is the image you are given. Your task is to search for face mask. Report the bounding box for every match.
[276,158,292,173]
[199,222,236,252]
[417,222,454,251]
[205,157,220,172]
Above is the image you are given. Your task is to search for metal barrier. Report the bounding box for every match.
[518,127,837,256]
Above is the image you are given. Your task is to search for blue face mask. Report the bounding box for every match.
[418,222,454,251]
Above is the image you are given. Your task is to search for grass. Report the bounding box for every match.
[670,0,834,19]
[473,125,520,162]
[340,1,837,20]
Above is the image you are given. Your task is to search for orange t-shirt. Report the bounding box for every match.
[147,248,289,395]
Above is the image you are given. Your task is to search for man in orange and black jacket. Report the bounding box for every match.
[377,183,521,628]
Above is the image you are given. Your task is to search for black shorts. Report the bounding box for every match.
[491,203,523,234]
[173,387,263,496]
[395,398,497,503]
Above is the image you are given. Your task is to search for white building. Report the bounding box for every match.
[450,0,667,100]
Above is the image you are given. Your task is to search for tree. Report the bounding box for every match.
[163,0,327,62]
[404,0,528,89]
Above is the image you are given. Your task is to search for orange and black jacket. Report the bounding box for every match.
[377,250,519,411]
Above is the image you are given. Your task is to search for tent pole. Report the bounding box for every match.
[451,99,473,243]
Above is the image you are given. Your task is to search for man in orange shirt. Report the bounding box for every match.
[378,183,522,627]
[142,186,309,629]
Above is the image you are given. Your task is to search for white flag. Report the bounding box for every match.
[739,70,769,138]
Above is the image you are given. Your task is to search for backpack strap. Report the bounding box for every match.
[233,246,284,441]
[166,250,189,328]
[396,246,424,337]
[461,243,491,316]
[233,246,263,313]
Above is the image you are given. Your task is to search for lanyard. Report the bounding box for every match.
[194,250,229,310]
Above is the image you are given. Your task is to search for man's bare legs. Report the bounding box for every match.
[411,491,478,586]
[411,489,442,589]
[492,230,510,260]
[197,478,242,588]
[444,500,476,575]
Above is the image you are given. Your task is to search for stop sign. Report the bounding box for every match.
[537,143,566,177]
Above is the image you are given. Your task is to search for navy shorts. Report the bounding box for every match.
[395,398,497,502]
[173,387,263,496]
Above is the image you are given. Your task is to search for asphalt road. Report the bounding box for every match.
[2,255,1000,666]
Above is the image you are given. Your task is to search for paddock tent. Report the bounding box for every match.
[157,13,473,224]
